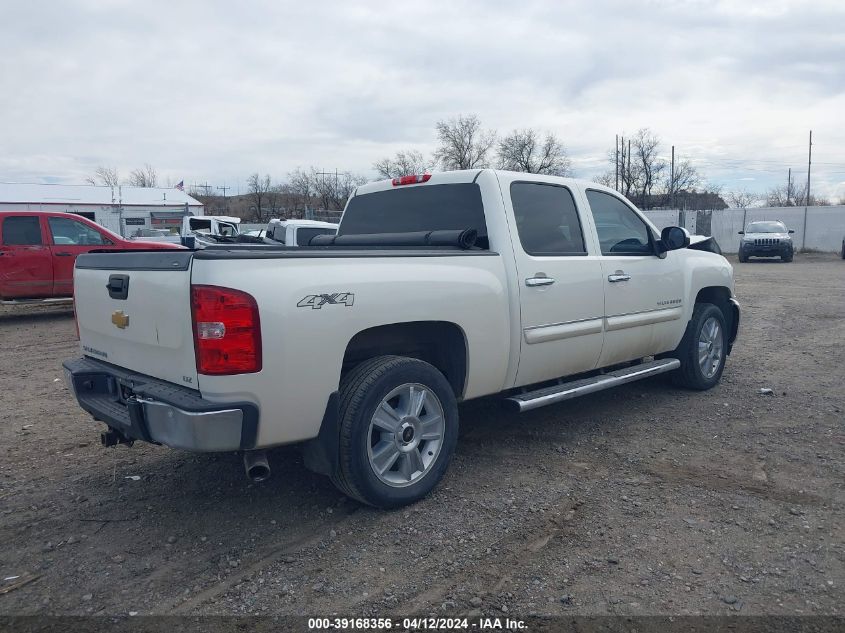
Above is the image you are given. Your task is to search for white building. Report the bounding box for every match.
[0,183,204,236]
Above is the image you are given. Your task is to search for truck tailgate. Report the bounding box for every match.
[74,251,198,389]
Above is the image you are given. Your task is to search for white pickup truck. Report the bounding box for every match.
[266,218,338,246]
[64,170,739,508]
[131,215,242,246]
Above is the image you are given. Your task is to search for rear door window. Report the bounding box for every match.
[340,183,488,248]
[511,182,586,256]
[2,216,43,245]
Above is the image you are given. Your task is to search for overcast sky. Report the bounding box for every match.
[2,0,844,200]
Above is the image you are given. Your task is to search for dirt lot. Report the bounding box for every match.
[0,254,843,619]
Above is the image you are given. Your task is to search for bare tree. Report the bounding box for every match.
[497,129,572,176]
[373,150,432,179]
[434,114,496,170]
[664,158,701,206]
[726,189,759,209]
[629,128,665,209]
[313,169,367,211]
[286,168,316,218]
[127,164,158,187]
[593,172,617,187]
[247,173,273,221]
[86,166,120,187]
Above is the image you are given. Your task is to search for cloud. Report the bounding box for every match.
[1,0,844,199]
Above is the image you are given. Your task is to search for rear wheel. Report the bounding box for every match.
[672,303,727,390]
[331,356,458,508]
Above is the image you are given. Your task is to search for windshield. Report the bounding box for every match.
[747,221,787,233]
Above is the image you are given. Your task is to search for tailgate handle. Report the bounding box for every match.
[106,274,130,300]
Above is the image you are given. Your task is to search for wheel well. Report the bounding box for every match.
[695,286,737,350]
[342,321,468,398]
[695,286,731,310]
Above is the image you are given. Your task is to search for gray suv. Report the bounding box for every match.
[738,221,795,263]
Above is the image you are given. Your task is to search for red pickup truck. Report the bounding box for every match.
[0,210,181,303]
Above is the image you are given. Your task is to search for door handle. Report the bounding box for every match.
[608,272,631,283]
[55,252,73,257]
[525,276,555,287]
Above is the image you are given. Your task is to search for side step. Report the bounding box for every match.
[505,358,681,413]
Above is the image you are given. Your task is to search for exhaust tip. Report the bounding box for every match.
[243,451,270,483]
[247,464,271,483]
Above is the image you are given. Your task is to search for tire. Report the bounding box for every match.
[671,303,728,390]
[782,254,793,262]
[738,253,747,263]
[331,355,459,508]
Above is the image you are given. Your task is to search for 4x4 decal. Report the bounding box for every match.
[297,293,355,309]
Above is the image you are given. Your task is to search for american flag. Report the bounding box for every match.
[175,180,184,191]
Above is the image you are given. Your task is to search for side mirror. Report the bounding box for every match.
[788,229,795,234]
[657,226,690,255]
[738,231,745,235]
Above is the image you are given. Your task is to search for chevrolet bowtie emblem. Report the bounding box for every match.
[111,310,130,329]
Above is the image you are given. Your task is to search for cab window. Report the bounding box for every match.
[586,190,653,256]
[48,217,109,246]
[2,216,43,245]
[510,182,586,256]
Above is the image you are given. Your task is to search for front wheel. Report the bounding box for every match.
[672,303,728,390]
[782,253,793,263]
[332,356,459,508]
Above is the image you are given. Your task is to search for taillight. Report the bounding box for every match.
[191,285,261,375]
[392,173,431,186]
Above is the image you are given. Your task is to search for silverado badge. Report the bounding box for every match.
[111,310,130,329]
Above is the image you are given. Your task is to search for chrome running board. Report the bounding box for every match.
[505,358,681,413]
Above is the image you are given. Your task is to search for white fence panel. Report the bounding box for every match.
[804,206,845,252]
[642,209,679,231]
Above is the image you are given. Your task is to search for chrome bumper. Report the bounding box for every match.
[138,399,244,451]
[62,357,258,452]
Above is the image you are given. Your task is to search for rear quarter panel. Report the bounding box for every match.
[191,254,511,447]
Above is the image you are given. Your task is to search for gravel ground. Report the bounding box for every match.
[0,253,843,618]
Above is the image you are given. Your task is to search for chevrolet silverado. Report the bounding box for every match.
[64,170,739,507]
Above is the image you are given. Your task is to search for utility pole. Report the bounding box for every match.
[217,184,230,213]
[615,135,619,192]
[787,168,791,206]
[627,139,632,199]
[620,136,625,195]
[196,181,212,196]
[670,145,675,210]
[806,130,812,206]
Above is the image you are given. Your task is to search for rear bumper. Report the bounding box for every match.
[62,357,258,451]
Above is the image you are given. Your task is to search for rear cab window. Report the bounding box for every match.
[340,183,489,249]
[1,216,43,245]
